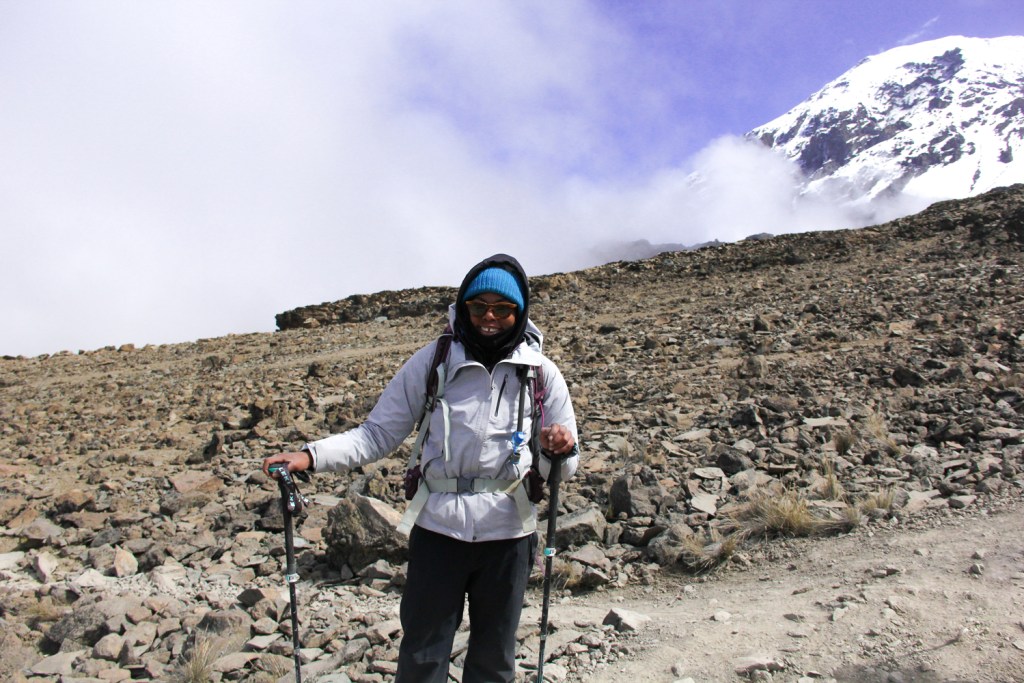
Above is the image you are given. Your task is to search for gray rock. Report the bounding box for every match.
[645,524,695,566]
[0,550,26,572]
[716,446,756,475]
[565,544,612,571]
[602,607,652,632]
[48,601,109,651]
[734,653,786,675]
[739,354,769,378]
[609,472,663,518]
[112,546,138,577]
[245,633,282,650]
[34,551,60,582]
[196,608,252,634]
[92,633,124,661]
[323,494,406,571]
[689,491,718,516]
[20,516,64,547]
[30,649,87,676]
[316,674,355,683]
[212,650,260,673]
[341,636,371,663]
[892,366,927,387]
[553,506,607,548]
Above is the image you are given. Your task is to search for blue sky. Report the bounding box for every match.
[1,0,1022,356]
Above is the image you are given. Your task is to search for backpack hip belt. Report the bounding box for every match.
[426,476,522,494]
[397,476,535,535]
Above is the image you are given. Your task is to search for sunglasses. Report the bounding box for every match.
[465,299,518,319]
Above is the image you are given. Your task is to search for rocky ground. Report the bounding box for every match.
[1,185,1022,682]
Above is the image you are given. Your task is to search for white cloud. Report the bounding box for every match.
[0,1,940,356]
[0,2,619,354]
[563,136,865,259]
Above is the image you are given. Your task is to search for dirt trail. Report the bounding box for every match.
[531,498,1024,683]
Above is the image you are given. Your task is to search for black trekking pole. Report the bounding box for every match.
[536,452,564,683]
[269,464,310,683]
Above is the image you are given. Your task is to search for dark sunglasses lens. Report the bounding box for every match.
[491,305,515,318]
[467,301,516,318]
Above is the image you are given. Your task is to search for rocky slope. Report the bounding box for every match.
[1,185,1022,682]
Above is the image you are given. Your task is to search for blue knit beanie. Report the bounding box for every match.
[464,267,524,309]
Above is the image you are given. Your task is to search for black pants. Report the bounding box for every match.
[396,526,537,683]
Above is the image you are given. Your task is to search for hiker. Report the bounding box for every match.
[262,253,579,683]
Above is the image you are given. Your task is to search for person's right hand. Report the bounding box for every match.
[540,424,575,456]
[262,451,313,478]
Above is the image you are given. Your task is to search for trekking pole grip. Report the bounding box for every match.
[543,449,565,482]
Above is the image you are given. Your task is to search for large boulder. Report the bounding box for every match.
[323,495,406,572]
[552,506,608,549]
[46,597,110,652]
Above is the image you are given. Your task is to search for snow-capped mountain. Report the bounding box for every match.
[750,35,1024,216]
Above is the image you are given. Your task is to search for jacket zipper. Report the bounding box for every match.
[494,373,508,416]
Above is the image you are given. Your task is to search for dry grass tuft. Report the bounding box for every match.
[864,410,902,456]
[840,504,864,529]
[175,631,222,683]
[833,429,856,455]
[819,457,847,502]
[817,504,864,535]
[859,488,897,516]
[678,531,738,572]
[534,557,583,592]
[715,484,901,559]
[722,490,824,541]
[864,410,889,440]
[250,654,293,683]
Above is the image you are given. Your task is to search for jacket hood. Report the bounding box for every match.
[454,253,531,368]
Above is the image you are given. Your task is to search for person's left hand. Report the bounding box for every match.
[540,424,575,456]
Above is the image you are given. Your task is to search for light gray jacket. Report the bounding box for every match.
[305,314,579,542]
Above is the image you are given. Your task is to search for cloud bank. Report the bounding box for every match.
[0,2,930,356]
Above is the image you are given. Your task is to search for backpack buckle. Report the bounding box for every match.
[457,476,474,493]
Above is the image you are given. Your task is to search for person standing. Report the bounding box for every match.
[263,253,579,682]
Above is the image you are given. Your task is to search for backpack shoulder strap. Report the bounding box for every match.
[526,362,546,472]
[405,326,454,472]
[423,324,454,412]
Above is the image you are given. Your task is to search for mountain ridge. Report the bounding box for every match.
[750,35,1024,216]
[276,183,1024,331]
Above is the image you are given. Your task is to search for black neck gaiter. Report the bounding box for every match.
[453,254,530,370]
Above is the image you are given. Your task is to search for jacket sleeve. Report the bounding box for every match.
[535,356,580,483]
[305,342,435,473]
